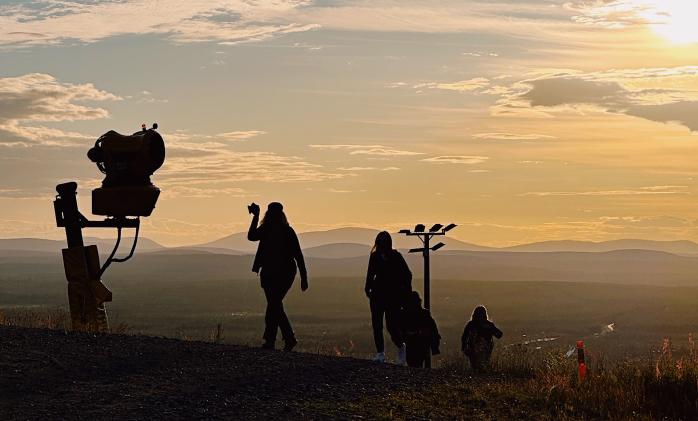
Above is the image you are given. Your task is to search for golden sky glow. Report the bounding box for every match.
[1,0,698,246]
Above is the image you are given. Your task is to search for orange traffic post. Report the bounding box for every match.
[577,340,587,381]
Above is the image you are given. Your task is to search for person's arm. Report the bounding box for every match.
[396,251,412,293]
[365,254,376,298]
[290,228,308,291]
[247,204,261,241]
[491,322,503,339]
[461,323,470,353]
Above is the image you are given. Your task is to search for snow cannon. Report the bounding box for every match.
[87,123,165,217]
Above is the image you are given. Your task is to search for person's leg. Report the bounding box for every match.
[370,298,386,353]
[277,281,295,343]
[405,341,420,367]
[469,354,483,372]
[263,286,282,346]
[385,303,403,347]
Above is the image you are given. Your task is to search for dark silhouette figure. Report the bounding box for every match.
[248,202,308,351]
[402,291,440,368]
[365,231,412,364]
[461,305,503,371]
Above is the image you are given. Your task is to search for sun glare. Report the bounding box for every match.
[642,0,698,44]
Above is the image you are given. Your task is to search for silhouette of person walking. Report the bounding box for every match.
[461,305,503,371]
[402,291,441,368]
[247,202,308,351]
[365,231,411,364]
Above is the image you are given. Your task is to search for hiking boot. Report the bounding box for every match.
[261,341,275,350]
[283,337,298,352]
[396,343,407,366]
[372,352,386,363]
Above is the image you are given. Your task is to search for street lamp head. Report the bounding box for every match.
[398,229,411,235]
[431,242,445,251]
[443,223,457,232]
[414,224,426,233]
[429,224,443,232]
[409,247,425,253]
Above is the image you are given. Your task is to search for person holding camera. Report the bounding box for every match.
[247,202,308,351]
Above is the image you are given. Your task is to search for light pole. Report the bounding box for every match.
[399,223,456,367]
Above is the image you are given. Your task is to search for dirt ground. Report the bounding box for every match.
[0,326,562,420]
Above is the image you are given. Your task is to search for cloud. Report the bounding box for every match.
[216,130,267,141]
[600,215,692,228]
[161,185,247,199]
[567,0,683,31]
[285,1,581,38]
[566,0,658,28]
[498,66,698,131]
[0,1,319,47]
[309,144,423,156]
[160,149,345,190]
[349,147,423,157]
[413,78,490,93]
[522,185,688,197]
[462,51,499,57]
[473,132,556,141]
[0,73,119,122]
[0,73,120,147]
[422,156,489,164]
[337,167,376,171]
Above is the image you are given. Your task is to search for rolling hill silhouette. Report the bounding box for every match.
[9,228,698,256]
[196,227,494,253]
[0,237,164,253]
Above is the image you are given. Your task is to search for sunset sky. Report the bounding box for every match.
[2,0,698,246]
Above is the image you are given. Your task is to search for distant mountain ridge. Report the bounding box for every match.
[4,229,698,257]
[0,237,164,254]
[197,227,494,253]
[502,239,698,255]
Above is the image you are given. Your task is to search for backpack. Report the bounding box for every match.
[463,324,492,357]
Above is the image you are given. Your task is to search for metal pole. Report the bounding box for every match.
[56,182,84,248]
[423,235,430,310]
[423,234,431,368]
[55,181,110,332]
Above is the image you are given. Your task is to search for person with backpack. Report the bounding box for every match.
[461,305,503,371]
[401,291,441,368]
[365,231,412,364]
[247,202,308,352]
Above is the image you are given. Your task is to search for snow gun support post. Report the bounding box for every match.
[53,123,165,332]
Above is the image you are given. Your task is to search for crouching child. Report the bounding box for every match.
[461,305,503,372]
[402,291,441,368]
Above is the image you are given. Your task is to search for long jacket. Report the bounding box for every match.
[365,250,412,302]
[248,223,307,280]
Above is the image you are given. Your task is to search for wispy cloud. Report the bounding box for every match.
[413,78,490,93]
[0,1,319,47]
[309,144,423,156]
[522,186,689,197]
[422,156,489,165]
[473,132,556,141]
